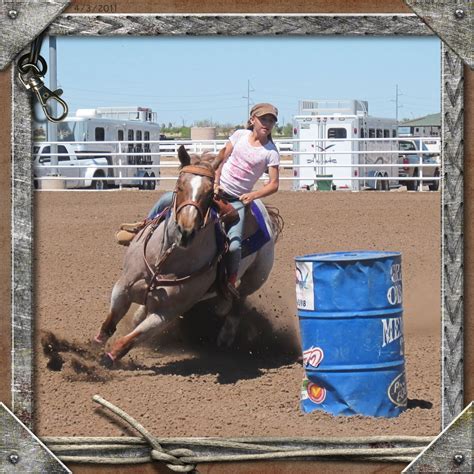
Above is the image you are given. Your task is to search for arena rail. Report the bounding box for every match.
[33,137,440,191]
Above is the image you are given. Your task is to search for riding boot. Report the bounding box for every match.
[116,219,147,246]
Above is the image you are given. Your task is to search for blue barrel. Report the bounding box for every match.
[295,251,407,417]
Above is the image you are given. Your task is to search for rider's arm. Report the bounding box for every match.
[214,141,234,192]
[240,165,279,205]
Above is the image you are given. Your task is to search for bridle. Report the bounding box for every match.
[173,165,215,228]
[139,163,224,301]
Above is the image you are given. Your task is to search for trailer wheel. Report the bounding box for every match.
[375,174,383,191]
[140,173,149,190]
[91,171,107,190]
[148,173,156,190]
[429,169,440,191]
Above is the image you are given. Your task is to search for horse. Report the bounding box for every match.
[94,145,283,367]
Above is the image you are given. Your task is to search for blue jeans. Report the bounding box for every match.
[147,191,173,219]
[226,200,246,278]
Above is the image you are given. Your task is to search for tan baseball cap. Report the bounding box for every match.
[250,103,278,120]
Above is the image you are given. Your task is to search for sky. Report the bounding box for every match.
[43,36,440,126]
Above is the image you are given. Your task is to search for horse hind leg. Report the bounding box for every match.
[102,312,170,367]
[94,281,132,345]
[132,305,148,328]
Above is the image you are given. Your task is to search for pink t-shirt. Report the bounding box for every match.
[219,129,280,197]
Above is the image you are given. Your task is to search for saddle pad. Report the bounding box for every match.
[241,202,271,258]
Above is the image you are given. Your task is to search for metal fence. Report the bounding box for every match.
[33,136,441,191]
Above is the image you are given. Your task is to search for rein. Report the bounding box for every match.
[140,164,225,303]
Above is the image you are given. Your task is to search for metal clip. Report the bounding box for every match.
[18,68,68,123]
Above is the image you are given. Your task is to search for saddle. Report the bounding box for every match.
[115,195,239,247]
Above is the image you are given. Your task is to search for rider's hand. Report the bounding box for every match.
[240,193,255,205]
[214,183,220,195]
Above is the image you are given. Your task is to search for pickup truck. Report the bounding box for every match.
[33,143,159,190]
[33,144,111,189]
[398,139,440,191]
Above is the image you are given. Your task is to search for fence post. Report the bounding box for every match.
[418,153,423,192]
[118,142,123,191]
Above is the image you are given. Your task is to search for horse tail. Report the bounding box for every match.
[264,204,284,243]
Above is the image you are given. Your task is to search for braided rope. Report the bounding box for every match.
[93,395,197,472]
[60,395,434,470]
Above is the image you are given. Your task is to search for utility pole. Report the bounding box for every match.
[242,80,254,118]
[395,84,403,123]
[395,84,398,122]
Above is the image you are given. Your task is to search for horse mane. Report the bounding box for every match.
[264,204,284,243]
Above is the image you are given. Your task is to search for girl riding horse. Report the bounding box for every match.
[124,103,280,299]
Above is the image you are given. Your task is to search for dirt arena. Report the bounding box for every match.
[34,185,441,439]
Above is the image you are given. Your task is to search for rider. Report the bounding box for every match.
[214,102,280,298]
[117,103,280,298]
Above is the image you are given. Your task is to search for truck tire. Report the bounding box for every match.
[429,169,440,191]
[91,171,107,190]
[407,170,418,191]
[149,173,156,190]
[140,173,149,190]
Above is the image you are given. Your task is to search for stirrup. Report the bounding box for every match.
[224,281,239,300]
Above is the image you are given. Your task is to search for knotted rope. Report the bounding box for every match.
[93,395,197,473]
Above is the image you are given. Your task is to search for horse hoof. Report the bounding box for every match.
[99,352,115,369]
[93,334,105,345]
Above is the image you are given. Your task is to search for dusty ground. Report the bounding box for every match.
[34,186,441,439]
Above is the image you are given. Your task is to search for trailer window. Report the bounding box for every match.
[360,128,365,138]
[376,129,383,138]
[369,129,375,138]
[383,129,390,138]
[144,132,151,163]
[135,131,143,164]
[58,122,75,141]
[128,130,135,164]
[118,130,124,141]
[392,129,397,137]
[95,127,105,141]
[328,128,347,139]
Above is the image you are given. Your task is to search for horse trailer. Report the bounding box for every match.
[292,100,399,191]
[34,106,161,189]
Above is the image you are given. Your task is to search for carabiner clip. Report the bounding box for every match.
[31,78,69,123]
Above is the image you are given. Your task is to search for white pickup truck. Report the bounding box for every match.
[33,143,111,189]
[398,139,440,191]
[33,143,159,190]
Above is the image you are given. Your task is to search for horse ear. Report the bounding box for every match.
[178,145,191,167]
[209,146,227,171]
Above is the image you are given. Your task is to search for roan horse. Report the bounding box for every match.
[94,145,283,367]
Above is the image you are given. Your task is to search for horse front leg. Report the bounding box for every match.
[94,281,131,345]
[217,297,246,349]
[100,312,170,368]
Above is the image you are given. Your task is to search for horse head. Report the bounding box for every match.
[173,145,225,247]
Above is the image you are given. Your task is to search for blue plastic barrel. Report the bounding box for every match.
[295,251,407,417]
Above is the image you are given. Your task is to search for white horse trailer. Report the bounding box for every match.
[292,100,398,191]
[34,107,161,189]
